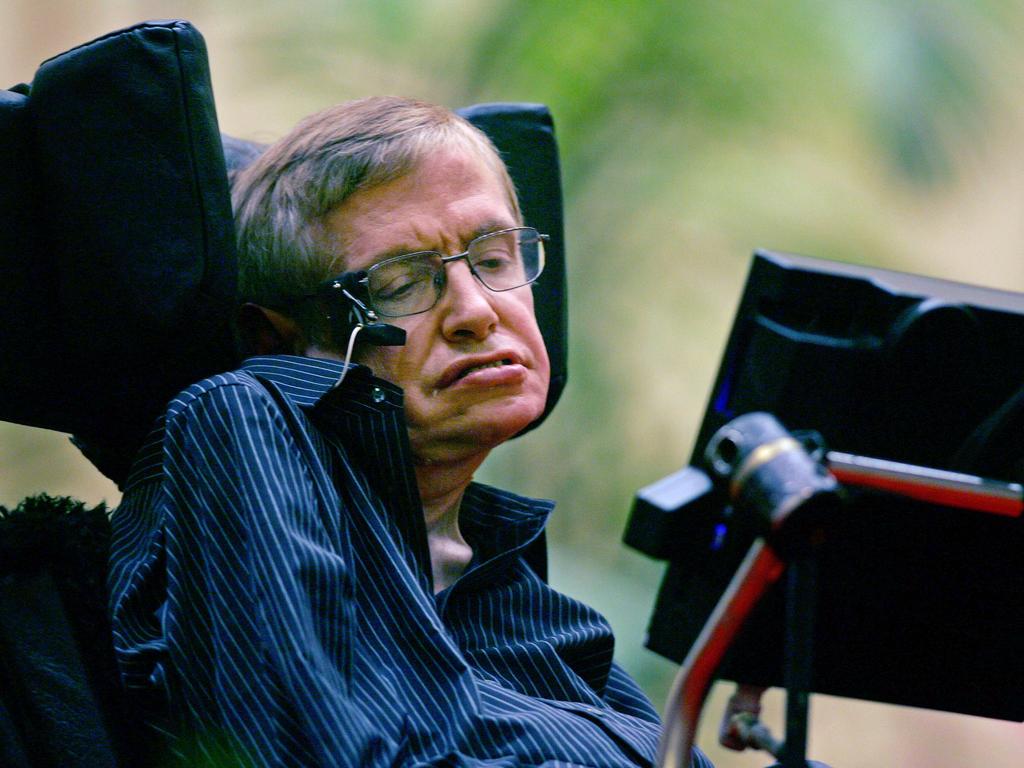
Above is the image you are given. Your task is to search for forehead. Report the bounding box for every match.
[323,148,518,271]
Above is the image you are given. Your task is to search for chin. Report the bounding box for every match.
[480,392,546,438]
[462,404,542,449]
[409,395,545,463]
[478,414,537,446]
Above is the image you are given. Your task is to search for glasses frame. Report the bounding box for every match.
[319,226,548,320]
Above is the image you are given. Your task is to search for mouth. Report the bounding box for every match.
[438,352,524,388]
[456,358,513,381]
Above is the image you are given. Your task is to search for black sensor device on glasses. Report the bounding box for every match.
[315,270,407,348]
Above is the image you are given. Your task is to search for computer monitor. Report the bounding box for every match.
[641,249,1024,721]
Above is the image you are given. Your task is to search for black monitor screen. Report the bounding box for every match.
[642,249,1024,721]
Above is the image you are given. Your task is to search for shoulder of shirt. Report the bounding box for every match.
[165,369,267,418]
[123,369,275,489]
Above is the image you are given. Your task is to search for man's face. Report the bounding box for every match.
[321,147,550,466]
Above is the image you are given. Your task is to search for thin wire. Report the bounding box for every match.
[334,324,364,388]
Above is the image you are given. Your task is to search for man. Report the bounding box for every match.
[109,96,713,767]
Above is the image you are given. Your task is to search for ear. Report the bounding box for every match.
[236,303,305,357]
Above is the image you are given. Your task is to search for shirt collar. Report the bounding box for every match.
[245,354,430,582]
[240,355,393,409]
[433,483,554,611]
[460,483,553,566]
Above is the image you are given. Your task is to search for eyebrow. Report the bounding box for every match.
[368,219,518,265]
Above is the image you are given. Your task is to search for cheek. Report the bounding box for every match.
[353,320,427,388]
[531,344,551,410]
[513,303,549,375]
[536,342,551,388]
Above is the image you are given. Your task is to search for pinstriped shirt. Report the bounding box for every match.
[108,355,712,767]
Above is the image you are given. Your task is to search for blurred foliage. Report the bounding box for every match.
[5,1,1024,764]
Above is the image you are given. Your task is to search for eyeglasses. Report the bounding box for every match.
[317,226,548,319]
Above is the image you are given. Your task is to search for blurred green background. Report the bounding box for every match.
[4,1,1024,765]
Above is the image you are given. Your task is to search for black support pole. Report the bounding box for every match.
[781,556,818,768]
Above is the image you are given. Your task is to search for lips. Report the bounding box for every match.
[457,359,511,379]
[437,351,524,388]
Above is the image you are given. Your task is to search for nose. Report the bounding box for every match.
[438,259,498,341]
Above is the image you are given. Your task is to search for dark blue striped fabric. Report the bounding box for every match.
[108,355,712,767]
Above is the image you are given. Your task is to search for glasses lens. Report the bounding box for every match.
[367,253,442,317]
[468,227,544,291]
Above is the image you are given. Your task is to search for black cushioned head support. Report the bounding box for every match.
[0,20,567,484]
[1,21,237,482]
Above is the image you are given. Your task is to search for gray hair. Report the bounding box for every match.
[231,96,520,343]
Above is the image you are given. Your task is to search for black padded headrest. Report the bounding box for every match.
[0,20,567,484]
[1,21,237,482]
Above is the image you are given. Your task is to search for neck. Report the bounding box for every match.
[415,453,487,593]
